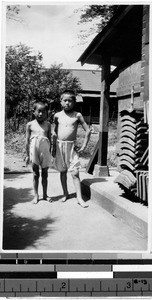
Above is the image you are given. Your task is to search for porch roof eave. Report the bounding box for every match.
[77,5,134,66]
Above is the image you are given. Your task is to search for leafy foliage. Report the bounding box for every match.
[6,44,44,121]
[75,5,119,43]
[6,5,31,22]
[5,43,81,128]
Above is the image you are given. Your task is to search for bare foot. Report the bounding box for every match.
[43,195,52,202]
[32,195,39,204]
[60,194,69,202]
[77,199,89,208]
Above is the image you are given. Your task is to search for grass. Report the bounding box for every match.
[5,119,118,167]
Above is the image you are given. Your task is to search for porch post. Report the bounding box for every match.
[93,54,110,176]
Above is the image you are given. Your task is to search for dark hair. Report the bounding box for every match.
[33,101,49,112]
[60,89,76,102]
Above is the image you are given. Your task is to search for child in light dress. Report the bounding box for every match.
[26,101,52,204]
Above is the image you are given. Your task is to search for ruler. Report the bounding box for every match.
[0,256,152,297]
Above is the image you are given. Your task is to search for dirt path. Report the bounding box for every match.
[3,172,147,251]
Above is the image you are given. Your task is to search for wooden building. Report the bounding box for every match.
[78,5,149,203]
[70,69,118,125]
[72,69,101,125]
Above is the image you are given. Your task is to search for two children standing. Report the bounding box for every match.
[26,90,91,208]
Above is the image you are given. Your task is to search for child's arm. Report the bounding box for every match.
[77,113,91,154]
[47,122,52,152]
[25,122,31,164]
[52,114,58,157]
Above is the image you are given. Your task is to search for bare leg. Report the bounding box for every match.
[42,168,51,202]
[60,171,69,202]
[32,163,39,204]
[71,170,89,208]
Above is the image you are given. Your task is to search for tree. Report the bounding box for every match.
[5,43,81,129]
[75,5,119,43]
[6,5,30,22]
[6,44,43,122]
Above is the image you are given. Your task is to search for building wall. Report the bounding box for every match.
[140,5,149,123]
[117,61,143,112]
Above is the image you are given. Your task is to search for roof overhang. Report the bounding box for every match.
[78,5,143,67]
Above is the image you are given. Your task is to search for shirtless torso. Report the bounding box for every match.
[54,110,81,141]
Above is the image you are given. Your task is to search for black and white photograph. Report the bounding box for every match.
[1,2,149,251]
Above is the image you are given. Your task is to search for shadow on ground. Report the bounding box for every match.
[3,215,56,250]
[50,193,76,202]
[3,185,57,250]
[81,178,107,200]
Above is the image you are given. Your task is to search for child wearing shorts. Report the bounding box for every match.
[52,90,91,208]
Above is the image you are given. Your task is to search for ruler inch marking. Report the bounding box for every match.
[132,278,134,292]
[116,283,118,291]
[2,275,152,295]
[68,279,70,292]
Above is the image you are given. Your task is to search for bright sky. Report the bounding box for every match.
[4,2,98,70]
